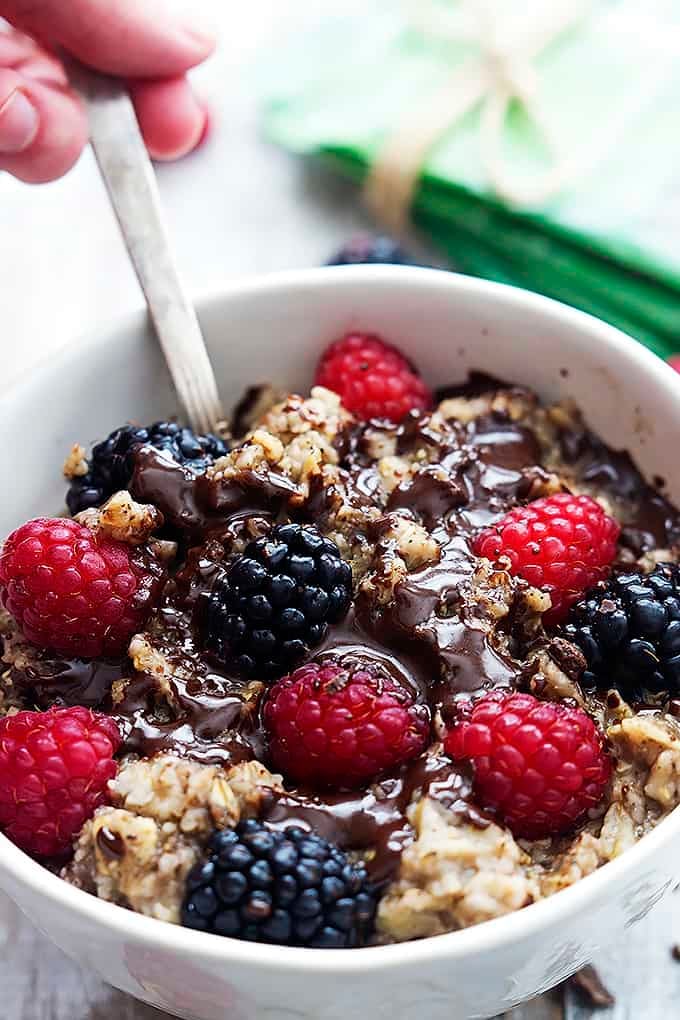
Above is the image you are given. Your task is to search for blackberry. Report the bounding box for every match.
[66,421,227,514]
[563,564,680,699]
[327,234,417,267]
[204,523,352,678]
[182,820,376,948]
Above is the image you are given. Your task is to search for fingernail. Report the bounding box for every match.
[197,101,212,147]
[0,89,39,154]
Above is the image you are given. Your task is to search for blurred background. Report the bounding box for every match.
[4,0,680,386]
[2,1,680,1017]
[1,0,383,387]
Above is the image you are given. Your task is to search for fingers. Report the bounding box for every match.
[0,4,214,185]
[129,76,208,162]
[0,64,87,183]
[3,0,214,78]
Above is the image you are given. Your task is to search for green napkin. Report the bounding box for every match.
[260,0,680,357]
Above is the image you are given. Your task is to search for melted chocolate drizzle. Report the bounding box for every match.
[265,753,481,884]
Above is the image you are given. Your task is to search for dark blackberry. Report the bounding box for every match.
[181,820,376,948]
[204,523,352,678]
[563,563,680,699]
[66,421,227,514]
[327,234,418,267]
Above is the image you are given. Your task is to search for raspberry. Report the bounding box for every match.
[564,564,680,699]
[445,691,611,839]
[474,493,620,624]
[205,524,352,679]
[182,820,376,948]
[315,333,432,422]
[66,420,227,515]
[0,517,164,658]
[0,706,120,858]
[326,235,418,267]
[264,660,430,789]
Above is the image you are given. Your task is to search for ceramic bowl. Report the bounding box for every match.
[1,267,678,1020]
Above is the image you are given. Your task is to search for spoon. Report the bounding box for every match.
[69,62,224,436]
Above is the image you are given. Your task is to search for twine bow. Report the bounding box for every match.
[363,0,592,232]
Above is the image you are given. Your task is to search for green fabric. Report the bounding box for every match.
[260,0,680,357]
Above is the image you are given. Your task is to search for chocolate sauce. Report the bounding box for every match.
[130,448,293,542]
[111,668,261,767]
[434,372,514,402]
[96,825,125,861]
[387,467,467,529]
[130,450,211,539]
[313,606,432,700]
[559,426,680,550]
[264,753,481,883]
[354,409,540,712]
[14,655,124,710]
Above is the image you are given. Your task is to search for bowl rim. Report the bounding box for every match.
[2,264,680,974]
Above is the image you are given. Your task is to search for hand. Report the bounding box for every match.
[0,0,214,183]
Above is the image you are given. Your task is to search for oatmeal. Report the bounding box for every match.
[1,332,679,949]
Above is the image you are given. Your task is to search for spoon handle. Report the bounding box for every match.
[70,62,224,435]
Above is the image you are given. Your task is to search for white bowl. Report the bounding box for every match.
[1,267,679,1020]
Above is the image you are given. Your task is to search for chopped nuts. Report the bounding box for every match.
[75,491,163,545]
[62,443,89,479]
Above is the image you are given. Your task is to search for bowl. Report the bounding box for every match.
[1,267,679,1020]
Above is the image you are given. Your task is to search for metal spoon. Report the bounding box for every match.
[69,62,224,435]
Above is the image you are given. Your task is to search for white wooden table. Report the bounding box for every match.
[0,1,677,1016]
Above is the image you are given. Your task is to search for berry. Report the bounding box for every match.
[474,493,620,624]
[0,706,120,858]
[445,691,610,839]
[66,420,227,515]
[667,354,680,375]
[315,332,432,422]
[182,820,376,948]
[564,563,680,699]
[264,660,430,788]
[204,524,352,679]
[0,517,164,657]
[326,234,417,267]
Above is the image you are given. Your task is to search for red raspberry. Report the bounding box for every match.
[315,332,432,422]
[0,517,163,658]
[445,691,611,839]
[0,706,120,857]
[264,660,430,789]
[473,493,619,624]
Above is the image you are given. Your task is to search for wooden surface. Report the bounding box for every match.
[1,885,678,1019]
[2,2,679,1017]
